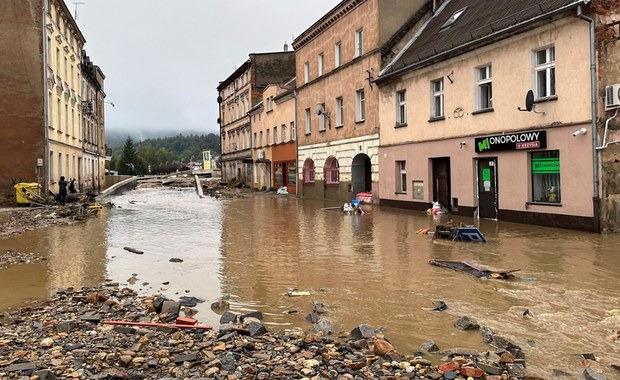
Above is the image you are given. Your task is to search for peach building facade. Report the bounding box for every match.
[376,0,620,232]
[292,0,428,203]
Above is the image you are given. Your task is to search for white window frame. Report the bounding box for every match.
[431,78,444,118]
[356,90,365,122]
[281,124,286,142]
[273,126,277,144]
[318,53,324,76]
[534,46,555,99]
[355,29,364,57]
[303,62,309,84]
[396,90,407,125]
[266,129,270,145]
[335,41,342,68]
[290,121,296,141]
[476,65,493,110]
[318,103,326,131]
[397,161,407,193]
[335,97,344,127]
[305,108,311,135]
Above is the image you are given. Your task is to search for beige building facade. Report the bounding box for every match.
[81,52,107,194]
[249,81,297,192]
[376,0,620,232]
[45,0,86,194]
[293,0,428,204]
[0,0,107,204]
[217,52,295,187]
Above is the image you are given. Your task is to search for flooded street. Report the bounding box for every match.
[1,187,619,377]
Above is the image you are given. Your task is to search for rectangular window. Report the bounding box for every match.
[57,98,61,131]
[56,48,60,74]
[318,53,324,76]
[259,131,263,146]
[335,42,342,68]
[304,62,309,84]
[281,124,286,142]
[305,108,311,134]
[356,90,365,122]
[534,46,555,99]
[476,65,493,110]
[266,129,270,145]
[318,103,326,131]
[273,126,277,144]
[288,164,297,185]
[58,153,62,179]
[290,121,296,141]
[355,29,364,57]
[431,78,444,118]
[531,150,560,203]
[47,37,51,66]
[336,97,344,127]
[396,161,407,193]
[254,132,257,147]
[396,90,407,125]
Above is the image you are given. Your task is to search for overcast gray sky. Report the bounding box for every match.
[67,1,339,135]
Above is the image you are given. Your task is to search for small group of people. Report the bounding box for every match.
[57,176,77,205]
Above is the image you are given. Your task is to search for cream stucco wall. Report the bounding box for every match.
[46,0,85,192]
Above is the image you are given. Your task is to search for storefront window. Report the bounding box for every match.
[274,163,283,186]
[288,163,297,185]
[531,150,560,203]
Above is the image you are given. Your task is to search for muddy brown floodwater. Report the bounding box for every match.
[1,186,619,378]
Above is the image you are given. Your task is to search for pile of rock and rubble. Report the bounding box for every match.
[0,249,46,269]
[136,175,265,200]
[0,283,585,380]
[0,203,105,238]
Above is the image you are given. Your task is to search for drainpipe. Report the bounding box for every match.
[42,0,50,195]
[577,4,600,232]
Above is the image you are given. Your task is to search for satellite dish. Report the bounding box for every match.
[518,90,535,112]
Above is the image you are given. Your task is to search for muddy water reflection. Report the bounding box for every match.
[0,209,108,310]
[220,196,620,377]
[1,189,619,377]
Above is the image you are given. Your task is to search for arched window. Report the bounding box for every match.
[303,158,315,184]
[324,156,339,186]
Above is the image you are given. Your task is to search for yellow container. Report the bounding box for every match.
[14,182,41,204]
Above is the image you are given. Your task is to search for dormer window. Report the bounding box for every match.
[440,7,467,30]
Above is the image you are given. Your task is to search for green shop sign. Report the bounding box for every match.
[475,131,547,153]
[532,158,560,174]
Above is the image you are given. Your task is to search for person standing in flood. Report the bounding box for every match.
[58,176,68,205]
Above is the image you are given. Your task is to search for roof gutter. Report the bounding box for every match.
[378,0,591,83]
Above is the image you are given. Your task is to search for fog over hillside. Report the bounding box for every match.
[106,128,217,148]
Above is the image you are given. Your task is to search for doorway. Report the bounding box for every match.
[476,158,498,219]
[351,154,371,195]
[432,157,451,211]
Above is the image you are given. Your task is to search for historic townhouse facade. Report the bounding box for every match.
[217,52,295,186]
[376,0,620,232]
[81,52,107,194]
[248,79,297,193]
[292,0,429,203]
[0,0,106,204]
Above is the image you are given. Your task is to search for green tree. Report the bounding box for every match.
[118,136,138,175]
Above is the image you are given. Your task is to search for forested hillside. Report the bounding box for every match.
[109,133,220,174]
